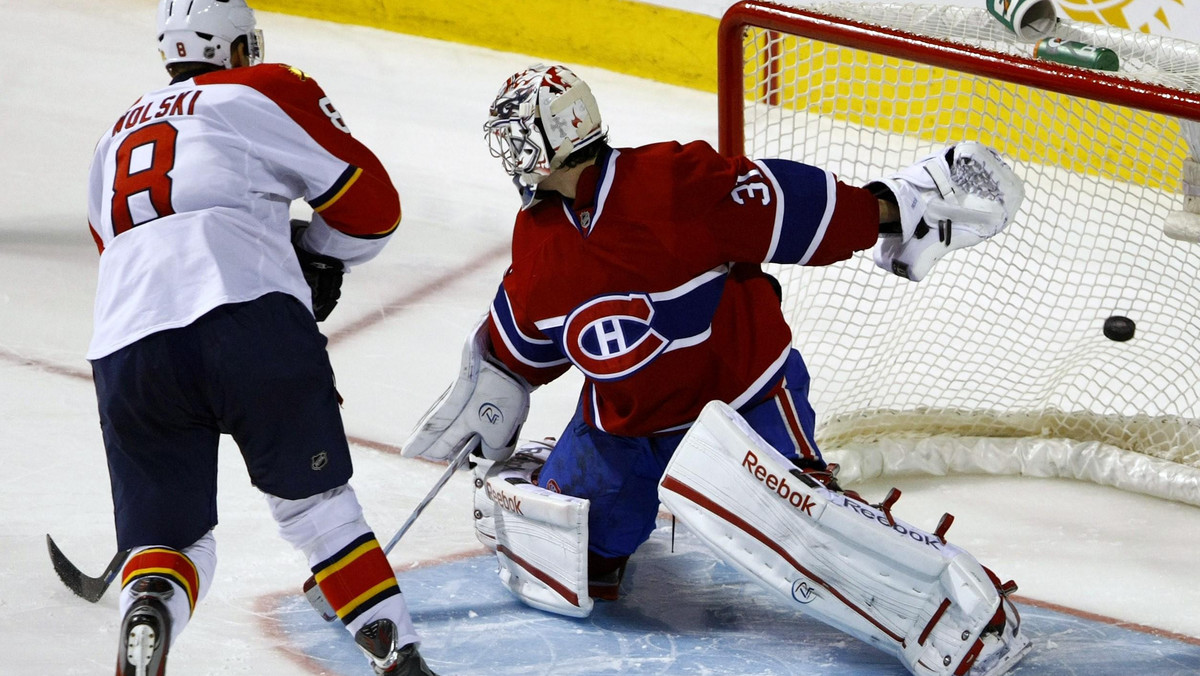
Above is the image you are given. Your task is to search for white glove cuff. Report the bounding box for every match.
[869,177,927,242]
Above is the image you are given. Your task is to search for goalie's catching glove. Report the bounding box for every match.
[869,141,1024,282]
[402,315,531,464]
[291,219,345,322]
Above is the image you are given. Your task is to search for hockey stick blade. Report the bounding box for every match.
[302,439,478,622]
[46,534,130,603]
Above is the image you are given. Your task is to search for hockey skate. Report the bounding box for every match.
[586,553,628,602]
[355,619,438,676]
[116,576,174,676]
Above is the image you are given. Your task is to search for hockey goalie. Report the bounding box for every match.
[402,62,1030,676]
[410,324,1031,676]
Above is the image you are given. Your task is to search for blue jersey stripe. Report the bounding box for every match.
[491,285,569,369]
[758,159,835,265]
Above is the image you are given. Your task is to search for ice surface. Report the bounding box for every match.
[1,2,1197,674]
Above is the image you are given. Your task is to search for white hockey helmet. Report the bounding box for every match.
[484,65,604,203]
[157,0,264,69]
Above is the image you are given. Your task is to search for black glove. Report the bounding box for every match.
[290,220,344,322]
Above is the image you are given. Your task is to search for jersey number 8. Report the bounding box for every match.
[111,122,178,236]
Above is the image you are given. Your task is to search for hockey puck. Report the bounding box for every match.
[1103,315,1135,342]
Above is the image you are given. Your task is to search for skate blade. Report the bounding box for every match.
[123,623,163,676]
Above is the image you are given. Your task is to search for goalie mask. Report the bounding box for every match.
[157,0,264,69]
[484,64,604,208]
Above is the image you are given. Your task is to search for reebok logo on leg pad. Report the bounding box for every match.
[742,450,816,516]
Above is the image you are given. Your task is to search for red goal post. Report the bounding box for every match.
[716,1,1200,504]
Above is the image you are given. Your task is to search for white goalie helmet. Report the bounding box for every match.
[157,0,264,69]
[484,64,604,206]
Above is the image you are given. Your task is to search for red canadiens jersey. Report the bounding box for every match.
[86,64,400,359]
[488,141,879,436]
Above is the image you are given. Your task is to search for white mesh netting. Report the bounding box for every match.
[727,2,1200,503]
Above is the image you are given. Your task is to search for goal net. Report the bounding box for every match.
[718,1,1200,504]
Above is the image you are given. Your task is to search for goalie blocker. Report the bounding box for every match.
[402,315,531,464]
[658,401,1030,676]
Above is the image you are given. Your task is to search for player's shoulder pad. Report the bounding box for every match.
[624,139,730,174]
[634,138,720,159]
[624,139,738,204]
[194,63,328,102]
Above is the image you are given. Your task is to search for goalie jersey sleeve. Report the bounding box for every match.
[86,64,400,359]
[488,141,878,436]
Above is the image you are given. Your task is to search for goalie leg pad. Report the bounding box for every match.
[488,449,593,618]
[473,439,555,551]
[1164,158,1200,242]
[659,401,1029,676]
[471,455,498,551]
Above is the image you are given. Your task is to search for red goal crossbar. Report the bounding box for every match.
[716,0,1200,157]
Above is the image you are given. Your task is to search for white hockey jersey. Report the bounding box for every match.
[86,63,400,359]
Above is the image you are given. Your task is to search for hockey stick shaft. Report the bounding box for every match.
[383,440,476,554]
[303,439,477,622]
[46,534,130,603]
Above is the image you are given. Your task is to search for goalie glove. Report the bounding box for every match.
[401,316,531,464]
[869,142,1024,282]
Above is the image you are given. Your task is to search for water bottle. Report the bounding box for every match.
[1034,38,1120,72]
[987,0,1057,41]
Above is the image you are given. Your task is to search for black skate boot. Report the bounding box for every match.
[354,618,438,676]
[116,576,174,676]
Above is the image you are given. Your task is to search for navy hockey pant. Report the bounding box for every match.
[92,292,353,551]
[538,348,821,559]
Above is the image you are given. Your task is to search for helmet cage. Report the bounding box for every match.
[245,29,265,65]
[485,96,552,185]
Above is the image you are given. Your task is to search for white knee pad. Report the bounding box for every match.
[267,484,369,564]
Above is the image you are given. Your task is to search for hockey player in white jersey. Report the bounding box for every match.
[86,2,434,674]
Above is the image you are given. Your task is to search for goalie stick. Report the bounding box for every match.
[303,439,478,622]
[45,534,130,603]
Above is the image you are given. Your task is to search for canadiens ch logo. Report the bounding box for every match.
[562,293,669,380]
